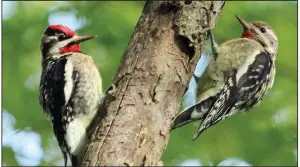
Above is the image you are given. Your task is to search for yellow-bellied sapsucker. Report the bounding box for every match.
[171,15,278,140]
[39,25,103,167]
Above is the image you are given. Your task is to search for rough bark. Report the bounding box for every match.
[81,1,225,166]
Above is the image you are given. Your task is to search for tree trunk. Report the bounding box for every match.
[81,1,225,166]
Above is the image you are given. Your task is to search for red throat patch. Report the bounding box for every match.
[60,44,80,54]
[242,30,253,38]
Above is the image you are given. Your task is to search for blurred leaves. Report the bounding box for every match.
[2,1,296,166]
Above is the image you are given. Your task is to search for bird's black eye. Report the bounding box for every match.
[58,34,68,41]
[260,27,266,33]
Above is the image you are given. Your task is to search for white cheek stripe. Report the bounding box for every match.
[64,61,74,104]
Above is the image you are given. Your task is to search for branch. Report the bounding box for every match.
[81,1,225,166]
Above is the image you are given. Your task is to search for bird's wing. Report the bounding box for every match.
[236,52,272,111]
[43,56,79,120]
[40,56,79,165]
[192,52,272,139]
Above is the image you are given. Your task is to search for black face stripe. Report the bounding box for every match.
[44,28,65,36]
[58,34,71,41]
[44,28,72,41]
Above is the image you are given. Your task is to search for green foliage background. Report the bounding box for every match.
[2,1,297,166]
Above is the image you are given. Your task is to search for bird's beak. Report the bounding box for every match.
[235,15,251,31]
[70,35,96,44]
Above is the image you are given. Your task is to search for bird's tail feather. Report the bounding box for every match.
[171,101,208,131]
[171,107,196,130]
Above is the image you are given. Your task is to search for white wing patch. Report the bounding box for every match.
[64,61,74,104]
[235,50,259,81]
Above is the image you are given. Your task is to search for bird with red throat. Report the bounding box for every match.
[171,16,278,140]
[39,25,103,167]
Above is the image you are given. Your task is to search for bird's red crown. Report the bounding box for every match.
[48,24,75,37]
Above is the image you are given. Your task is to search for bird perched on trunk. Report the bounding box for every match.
[39,25,103,167]
[171,16,278,140]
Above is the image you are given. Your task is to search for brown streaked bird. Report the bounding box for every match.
[171,16,278,140]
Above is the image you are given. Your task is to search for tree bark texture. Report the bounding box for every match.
[82,1,225,166]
